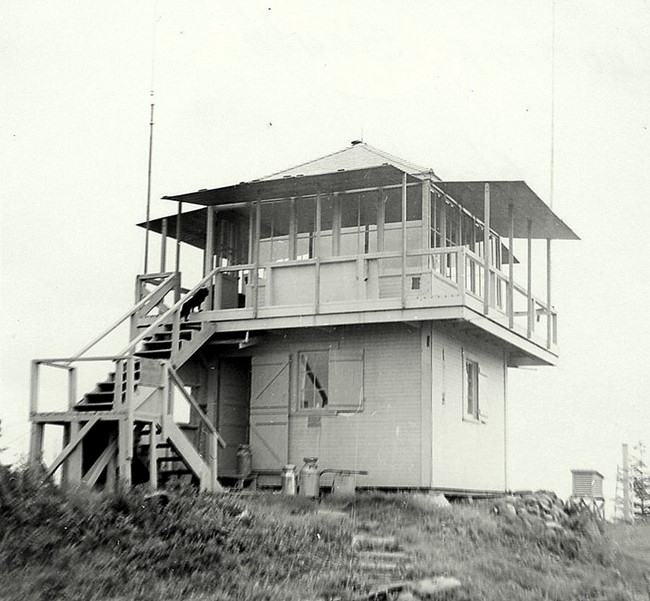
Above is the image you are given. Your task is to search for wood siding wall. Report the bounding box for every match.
[248,324,424,487]
[431,323,507,492]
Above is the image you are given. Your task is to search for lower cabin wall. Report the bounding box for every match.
[431,323,507,492]
[249,323,424,488]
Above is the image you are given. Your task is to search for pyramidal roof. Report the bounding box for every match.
[259,141,440,181]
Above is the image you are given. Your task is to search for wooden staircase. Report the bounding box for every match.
[30,269,225,493]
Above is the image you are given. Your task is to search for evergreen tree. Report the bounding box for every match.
[631,442,650,519]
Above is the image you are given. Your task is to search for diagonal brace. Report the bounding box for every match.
[43,416,99,481]
[82,438,118,486]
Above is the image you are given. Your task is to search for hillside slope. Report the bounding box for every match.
[0,468,648,601]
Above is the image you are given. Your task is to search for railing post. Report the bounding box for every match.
[265,266,273,306]
[214,270,223,311]
[210,431,218,492]
[526,219,533,338]
[149,420,158,492]
[457,249,466,300]
[67,367,78,410]
[253,199,261,318]
[483,183,491,315]
[401,173,407,308]
[160,364,170,438]
[508,204,515,329]
[113,360,124,407]
[117,416,132,490]
[546,238,552,349]
[174,201,183,302]
[172,309,181,355]
[357,257,366,301]
[314,259,321,313]
[29,360,40,414]
[29,423,44,466]
[160,218,168,273]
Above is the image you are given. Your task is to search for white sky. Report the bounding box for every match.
[2,1,649,506]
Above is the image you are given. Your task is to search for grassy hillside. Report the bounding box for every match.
[1,468,648,601]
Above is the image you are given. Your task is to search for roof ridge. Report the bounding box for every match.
[260,145,354,180]
[359,143,429,173]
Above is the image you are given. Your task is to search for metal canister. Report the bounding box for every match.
[236,444,252,476]
[299,457,320,498]
[281,464,297,495]
[332,471,356,497]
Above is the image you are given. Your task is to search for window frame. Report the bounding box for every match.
[292,348,365,415]
[463,353,481,423]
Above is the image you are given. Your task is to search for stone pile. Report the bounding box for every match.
[493,490,569,530]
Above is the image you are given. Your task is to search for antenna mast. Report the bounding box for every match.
[143,92,155,273]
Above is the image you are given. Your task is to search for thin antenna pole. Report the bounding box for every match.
[550,0,556,209]
[143,94,155,273]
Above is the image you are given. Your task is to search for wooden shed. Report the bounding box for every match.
[28,142,579,496]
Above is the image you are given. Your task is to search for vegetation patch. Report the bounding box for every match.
[0,467,648,600]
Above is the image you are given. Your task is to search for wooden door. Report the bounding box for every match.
[249,354,290,471]
[217,358,251,473]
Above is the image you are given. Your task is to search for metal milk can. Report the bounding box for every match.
[299,457,320,498]
[236,444,252,476]
[281,464,297,495]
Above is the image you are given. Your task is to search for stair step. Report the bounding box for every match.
[75,402,113,412]
[352,535,399,550]
[142,340,173,351]
[97,382,115,393]
[153,331,193,342]
[358,550,410,561]
[134,349,172,359]
[84,391,115,404]
[162,322,202,332]
[157,456,183,463]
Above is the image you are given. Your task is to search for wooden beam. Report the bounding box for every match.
[546,238,552,349]
[315,192,322,258]
[401,173,407,308]
[149,422,158,492]
[483,183,491,314]
[508,204,515,329]
[175,201,182,302]
[527,219,533,338]
[117,417,132,489]
[204,205,215,277]
[43,417,99,480]
[160,218,168,273]
[421,182,431,273]
[29,361,39,414]
[288,197,297,259]
[253,199,261,318]
[65,420,83,484]
[332,193,341,255]
[376,188,385,252]
[29,423,44,466]
[83,438,118,487]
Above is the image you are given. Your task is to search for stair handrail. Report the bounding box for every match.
[63,272,179,365]
[166,365,226,447]
[117,266,221,359]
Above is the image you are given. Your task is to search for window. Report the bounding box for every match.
[299,351,329,409]
[296,349,364,412]
[465,358,480,420]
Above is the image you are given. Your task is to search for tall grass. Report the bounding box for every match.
[0,467,647,601]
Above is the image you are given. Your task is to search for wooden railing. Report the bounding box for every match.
[202,247,557,351]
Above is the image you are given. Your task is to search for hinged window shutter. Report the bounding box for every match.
[328,349,364,411]
[478,366,488,422]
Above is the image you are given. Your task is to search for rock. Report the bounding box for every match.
[413,576,462,598]
[396,592,417,601]
[410,493,450,512]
